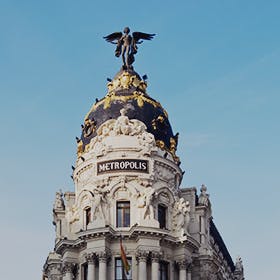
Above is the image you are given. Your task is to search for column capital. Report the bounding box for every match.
[97,251,111,263]
[136,250,149,262]
[85,252,97,264]
[62,262,76,274]
[178,260,188,270]
[151,251,162,263]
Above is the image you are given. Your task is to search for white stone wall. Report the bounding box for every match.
[46,113,240,280]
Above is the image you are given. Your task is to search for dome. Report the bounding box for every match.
[78,68,179,161]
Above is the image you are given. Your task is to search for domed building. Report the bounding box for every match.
[43,31,245,280]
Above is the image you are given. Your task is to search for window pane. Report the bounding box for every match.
[117,201,130,227]
[115,257,132,280]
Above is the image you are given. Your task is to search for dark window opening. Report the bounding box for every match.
[115,257,132,280]
[117,201,130,227]
[85,207,91,226]
[158,204,167,229]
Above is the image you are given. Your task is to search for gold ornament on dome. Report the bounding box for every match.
[106,71,147,93]
[152,115,165,130]
[83,118,96,137]
[77,139,84,157]
[155,137,180,164]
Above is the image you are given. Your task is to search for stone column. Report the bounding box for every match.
[151,251,160,280]
[187,265,192,280]
[178,261,187,280]
[86,253,96,280]
[62,262,74,280]
[136,250,148,280]
[97,252,109,280]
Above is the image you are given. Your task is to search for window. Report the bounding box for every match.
[159,261,169,280]
[158,204,167,229]
[117,201,130,227]
[85,207,91,226]
[115,257,132,280]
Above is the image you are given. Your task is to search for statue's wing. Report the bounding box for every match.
[103,32,122,44]
[132,32,155,43]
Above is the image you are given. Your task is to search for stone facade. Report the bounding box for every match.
[43,69,244,280]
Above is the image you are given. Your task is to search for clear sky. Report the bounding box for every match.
[0,1,279,279]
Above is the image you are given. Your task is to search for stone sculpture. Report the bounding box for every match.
[173,197,190,236]
[53,190,65,210]
[198,184,210,207]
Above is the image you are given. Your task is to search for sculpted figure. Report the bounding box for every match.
[138,131,155,155]
[142,186,157,219]
[198,184,210,206]
[173,197,190,236]
[114,109,131,135]
[53,190,65,210]
[235,256,243,272]
[91,189,106,221]
[104,27,155,68]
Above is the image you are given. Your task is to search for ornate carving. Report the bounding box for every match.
[136,250,149,262]
[235,256,243,272]
[77,139,84,157]
[234,256,244,280]
[65,205,79,230]
[198,185,210,207]
[97,251,111,263]
[53,190,65,211]
[83,110,157,159]
[62,262,75,274]
[178,260,188,270]
[139,186,157,220]
[83,118,96,137]
[152,115,165,130]
[138,131,156,156]
[113,108,145,136]
[91,188,108,221]
[173,198,190,237]
[151,251,161,263]
[85,252,97,264]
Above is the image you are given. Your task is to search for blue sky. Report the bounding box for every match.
[0,1,279,279]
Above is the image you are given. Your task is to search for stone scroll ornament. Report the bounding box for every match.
[104,27,155,69]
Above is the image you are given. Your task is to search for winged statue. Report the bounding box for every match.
[104,27,155,69]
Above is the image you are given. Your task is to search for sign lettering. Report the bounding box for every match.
[97,159,149,175]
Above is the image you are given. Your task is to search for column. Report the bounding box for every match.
[86,253,96,280]
[187,266,192,280]
[98,252,108,280]
[136,250,148,280]
[178,261,187,280]
[151,251,160,280]
[62,262,74,280]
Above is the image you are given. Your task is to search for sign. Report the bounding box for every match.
[97,159,148,175]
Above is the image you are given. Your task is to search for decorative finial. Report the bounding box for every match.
[103,27,155,69]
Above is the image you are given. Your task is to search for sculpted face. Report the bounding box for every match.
[123,27,130,34]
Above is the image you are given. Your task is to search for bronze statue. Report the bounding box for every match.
[104,27,155,69]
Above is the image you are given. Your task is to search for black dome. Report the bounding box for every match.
[79,69,178,157]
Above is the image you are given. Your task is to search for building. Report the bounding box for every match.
[43,32,245,280]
